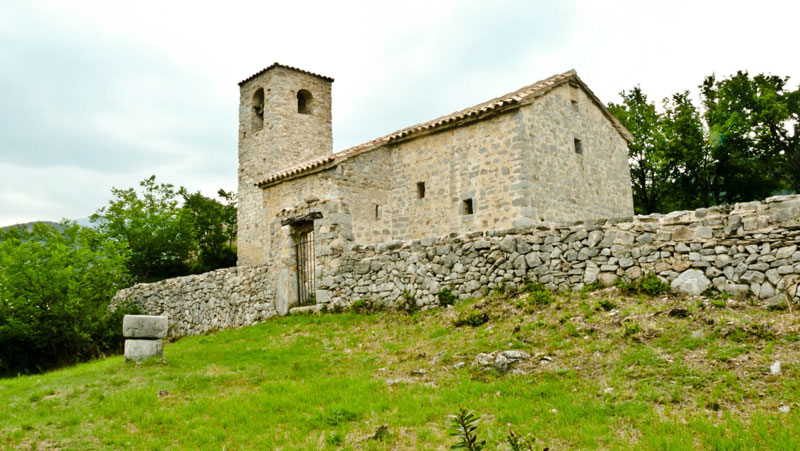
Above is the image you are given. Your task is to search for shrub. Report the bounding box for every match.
[595,298,617,311]
[449,407,486,450]
[0,222,134,376]
[437,287,457,306]
[397,291,420,313]
[615,272,670,296]
[516,280,553,312]
[453,309,489,327]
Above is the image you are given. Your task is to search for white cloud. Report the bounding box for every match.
[1,0,798,226]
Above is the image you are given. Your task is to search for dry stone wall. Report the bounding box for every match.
[325,195,800,309]
[112,265,275,337]
[113,195,800,338]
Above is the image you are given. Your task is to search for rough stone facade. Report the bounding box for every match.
[235,64,635,311]
[237,64,333,266]
[114,195,800,337]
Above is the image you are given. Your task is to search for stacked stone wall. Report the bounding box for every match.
[114,195,800,338]
[326,195,800,309]
[112,265,274,337]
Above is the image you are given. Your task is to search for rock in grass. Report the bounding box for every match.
[763,294,788,311]
[670,269,711,296]
[770,361,782,375]
[473,350,530,373]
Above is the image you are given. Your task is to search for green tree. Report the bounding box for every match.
[700,72,786,203]
[702,71,798,194]
[0,222,135,375]
[180,188,238,272]
[660,91,712,209]
[608,87,671,213]
[91,175,196,282]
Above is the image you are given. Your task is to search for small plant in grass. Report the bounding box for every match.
[449,407,485,450]
[397,291,420,313]
[323,408,358,426]
[325,431,344,446]
[453,309,489,327]
[516,279,552,312]
[710,297,728,309]
[437,287,458,306]
[595,298,617,311]
[622,321,642,338]
[522,277,547,294]
[580,281,604,293]
[615,272,670,296]
[507,430,542,451]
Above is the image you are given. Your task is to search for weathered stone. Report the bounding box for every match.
[584,262,600,284]
[598,272,617,287]
[670,269,711,296]
[123,315,168,339]
[124,339,163,362]
[741,271,765,284]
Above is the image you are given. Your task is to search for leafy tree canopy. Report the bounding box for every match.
[0,222,136,375]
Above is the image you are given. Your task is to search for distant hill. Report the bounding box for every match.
[1,220,61,232]
[1,218,95,233]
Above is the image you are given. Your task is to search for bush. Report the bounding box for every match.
[595,298,617,311]
[517,279,553,312]
[437,287,457,306]
[615,272,670,296]
[453,309,489,327]
[0,222,134,376]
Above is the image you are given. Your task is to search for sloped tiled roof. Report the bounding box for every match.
[239,62,334,86]
[256,70,632,187]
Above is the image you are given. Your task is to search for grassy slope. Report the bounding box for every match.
[1,287,799,450]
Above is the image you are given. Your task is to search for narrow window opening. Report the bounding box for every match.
[569,83,580,112]
[574,138,583,154]
[297,89,312,114]
[251,88,264,131]
[374,204,381,219]
[416,182,426,199]
[461,198,474,215]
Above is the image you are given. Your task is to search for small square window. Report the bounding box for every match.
[574,138,583,154]
[461,198,474,215]
[571,99,579,112]
[416,182,426,199]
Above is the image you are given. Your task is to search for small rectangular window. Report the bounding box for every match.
[571,99,579,112]
[416,182,426,199]
[375,204,381,219]
[574,138,583,154]
[461,198,474,215]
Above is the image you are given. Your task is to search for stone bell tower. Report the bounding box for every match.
[236,63,334,265]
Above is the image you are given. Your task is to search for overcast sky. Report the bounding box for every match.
[1,0,798,226]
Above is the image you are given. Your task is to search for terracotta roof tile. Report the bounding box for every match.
[256,70,632,187]
[239,62,334,86]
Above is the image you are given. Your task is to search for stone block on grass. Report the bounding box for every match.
[124,339,163,362]
[123,315,168,339]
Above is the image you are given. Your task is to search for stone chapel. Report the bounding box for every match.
[236,63,633,306]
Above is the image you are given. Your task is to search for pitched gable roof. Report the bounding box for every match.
[239,62,334,86]
[256,70,632,188]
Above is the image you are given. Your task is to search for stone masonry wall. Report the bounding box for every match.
[112,265,275,337]
[325,195,800,309]
[113,195,800,338]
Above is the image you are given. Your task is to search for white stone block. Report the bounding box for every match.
[123,315,168,338]
[125,339,163,362]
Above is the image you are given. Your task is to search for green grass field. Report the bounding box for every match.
[2,287,799,450]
